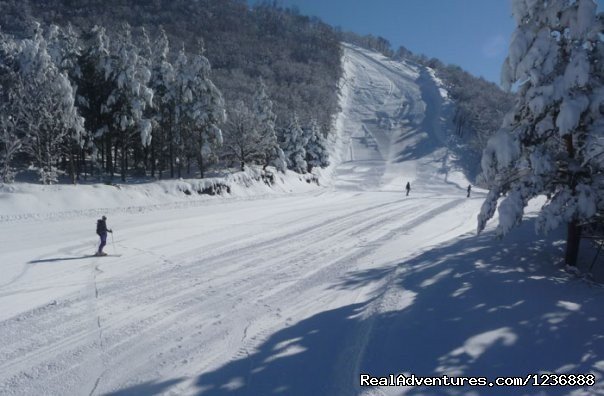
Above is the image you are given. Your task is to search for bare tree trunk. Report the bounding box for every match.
[120,134,130,183]
[106,134,112,178]
[81,148,87,181]
[564,134,580,266]
[170,136,174,178]
[150,140,156,178]
[100,139,104,180]
[70,149,76,184]
[240,147,245,171]
[565,221,582,266]
[170,113,175,178]
[113,143,118,180]
[197,132,205,179]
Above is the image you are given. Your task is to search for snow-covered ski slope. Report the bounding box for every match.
[1,44,603,396]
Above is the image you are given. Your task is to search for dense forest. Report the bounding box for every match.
[0,0,340,183]
[0,0,514,184]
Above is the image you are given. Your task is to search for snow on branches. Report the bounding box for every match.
[281,114,308,174]
[253,79,286,172]
[1,17,332,183]
[1,25,85,184]
[478,0,604,265]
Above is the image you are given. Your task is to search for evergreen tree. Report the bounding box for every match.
[178,40,226,178]
[478,0,604,266]
[252,78,286,172]
[281,114,308,173]
[46,23,86,182]
[16,24,85,184]
[192,48,226,178]
[78,25,114,179]
[149,27,175,179]
[304,118,330,173]
[0,30,22,183]
[104,23,154,181]
[172,45,189,178]
[46,23,81,78]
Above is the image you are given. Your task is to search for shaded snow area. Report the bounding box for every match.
[1,44,603,396]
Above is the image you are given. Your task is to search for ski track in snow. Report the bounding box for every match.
[1,44,603,396]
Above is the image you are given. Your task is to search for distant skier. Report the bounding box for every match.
[467,184,472,198]
[405,181,411,196]
[96,215,113,256]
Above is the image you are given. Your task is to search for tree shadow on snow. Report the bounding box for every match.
[393,124,441,163]
[114,220,604,395]
[394,68,483,183]
[104,378,185,396]
[331,223,604,395]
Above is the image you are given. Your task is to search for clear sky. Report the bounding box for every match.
[249,0,604,86]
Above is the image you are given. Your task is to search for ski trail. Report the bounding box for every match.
[88,259,106,396]
[329,199,467,394]
[0,45,489,396]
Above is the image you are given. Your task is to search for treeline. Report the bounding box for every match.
[0,0,340,183]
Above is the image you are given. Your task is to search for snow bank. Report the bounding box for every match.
[0,167,319,221]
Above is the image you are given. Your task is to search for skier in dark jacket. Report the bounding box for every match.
[467,184,472,198]
[405,181,411,196]
[96,215,113,256]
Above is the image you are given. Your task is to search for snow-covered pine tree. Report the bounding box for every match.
[183,40,226,178]
[46,24,81,78]
[132,27,155,176]
[104,23,154,181]
[223,100,262,171]
[304,118,330,173]
[171,40,225,178]
[172,45,189,178]
[253,78,286,172]
[281,114,308,173]
[149,27,175,179]
[16,24,85,184]
[46,23,87,182]
[0,122,20,183]
[0,30,22,183]
[78,25,114,178]
[478,0,604,266]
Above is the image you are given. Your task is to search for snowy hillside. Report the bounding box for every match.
[0,45,603,396]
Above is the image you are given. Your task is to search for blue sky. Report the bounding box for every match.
[249,0,604,86]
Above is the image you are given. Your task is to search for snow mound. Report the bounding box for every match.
[0,167,319,222]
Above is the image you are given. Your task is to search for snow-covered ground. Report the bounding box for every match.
[1,45,603,396]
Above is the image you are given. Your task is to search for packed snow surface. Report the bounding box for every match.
[1,44,603,396]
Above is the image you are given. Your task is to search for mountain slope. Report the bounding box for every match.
[0,45,602,396]
[333,44,470,194]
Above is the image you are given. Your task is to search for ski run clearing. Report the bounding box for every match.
[1,45,603,396]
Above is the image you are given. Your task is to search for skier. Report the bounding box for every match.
[405,181,411,196]
[467,184,472,198]
[96,215,113,256]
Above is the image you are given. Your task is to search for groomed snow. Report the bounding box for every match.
[0,44,602,396]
